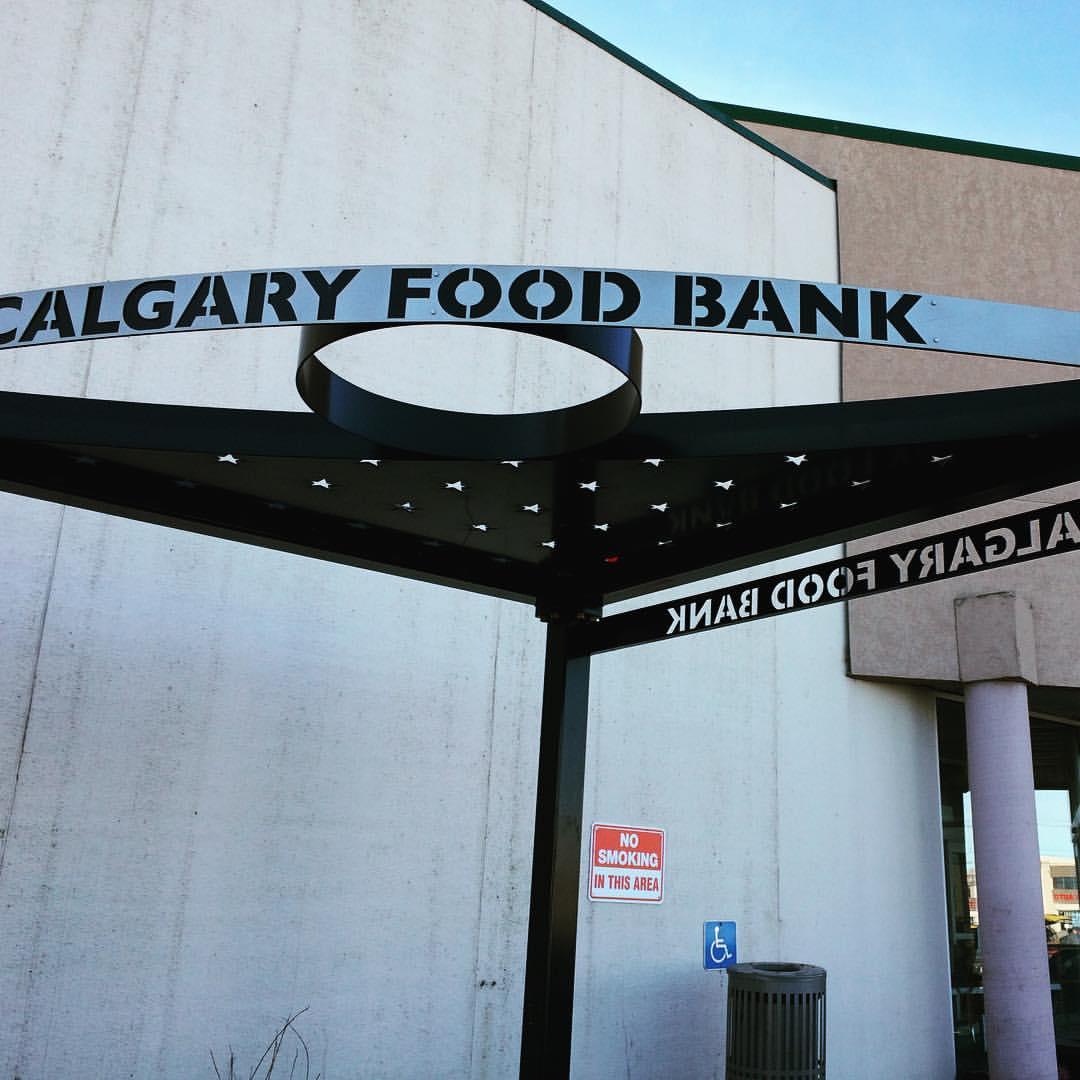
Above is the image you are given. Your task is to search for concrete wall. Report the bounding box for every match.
[0,3,951,1077]
[578,587,949,1079]
[742,120,1080,694]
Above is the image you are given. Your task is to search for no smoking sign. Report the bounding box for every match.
[588,823,665,903]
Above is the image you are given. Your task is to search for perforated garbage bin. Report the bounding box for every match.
[725,962,826,1080]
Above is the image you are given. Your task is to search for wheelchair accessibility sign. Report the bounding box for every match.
[704,921,737,970]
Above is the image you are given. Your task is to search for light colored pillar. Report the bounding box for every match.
[955,592,1057,1080]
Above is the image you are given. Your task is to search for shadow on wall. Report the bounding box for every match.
[575,966,726,1076]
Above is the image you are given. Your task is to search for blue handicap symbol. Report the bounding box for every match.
[704,921,736,970]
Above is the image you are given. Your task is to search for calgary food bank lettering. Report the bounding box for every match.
[645,503,1080,643]
[7,263,1079,369]
[0,270,360,346]
[386,267,925,343]
[0,264,931,350]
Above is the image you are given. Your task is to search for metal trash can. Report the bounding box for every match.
[725,962,826,1080]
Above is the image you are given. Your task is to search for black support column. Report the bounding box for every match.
[519,616,592,1079]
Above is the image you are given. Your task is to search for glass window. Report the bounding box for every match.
[938,700,1080,1077]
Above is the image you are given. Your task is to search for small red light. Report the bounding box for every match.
[603,555,620,564]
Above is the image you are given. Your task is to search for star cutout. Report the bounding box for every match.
[217,454,238,464]
[522,503,542,514]
[779,500,798,509]
[360,458,380,467]
[851,478,871,487]
[395,501,415,512]
[714,480,734,490]
[785,454,808,466]
[471,523,489,532]
[650,502,669,512]
[578,481,599,492]
[445,481,465,491]
[593,523,609,532]
[657,539,672,546]
[501,460,522,468]
[311,478,331,488]
[643,458,664,467]
[931,454,953,464]
[715,521,732,528]
[541,539,556,549]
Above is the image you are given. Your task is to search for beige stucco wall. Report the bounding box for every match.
[744,121,1080,693]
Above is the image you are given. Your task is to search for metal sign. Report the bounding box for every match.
[3,263,1080,366]
[588,824,665,903]
[704,921,737,970]
[588,499,1080,654]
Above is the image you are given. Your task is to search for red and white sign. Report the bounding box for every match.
[588,823,665,903]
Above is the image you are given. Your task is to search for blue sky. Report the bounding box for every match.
[967,791,1074,862]
[1035,790,1074,860]
[548,1,1080,156]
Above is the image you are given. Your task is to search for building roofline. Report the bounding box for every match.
[522,1,835,190]
[704,101,1080,174]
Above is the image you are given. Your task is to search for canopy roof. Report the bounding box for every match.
[4,378,1080,613]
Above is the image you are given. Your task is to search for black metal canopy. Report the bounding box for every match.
[5,264,1080,1080]
[3,377,1080,616]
